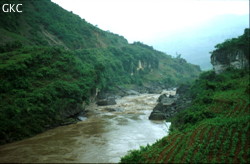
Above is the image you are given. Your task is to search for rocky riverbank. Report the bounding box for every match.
[95,83,170,106]
[149,85,192,120]
[0,92,168,163]
[61,83,170,127]
[71,83,189,125]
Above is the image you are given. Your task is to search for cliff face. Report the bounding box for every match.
[211,49,249,74]
[210,28,249,74]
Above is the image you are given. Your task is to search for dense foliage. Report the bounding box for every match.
[0,0,201,144]
[0,46,92,143]
[0,0,128,49]
[0,43,200,144]
[120,68,250,163]
[211,28,249,63]
[214,28,249,53]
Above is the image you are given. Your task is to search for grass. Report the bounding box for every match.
[120,69,250,163]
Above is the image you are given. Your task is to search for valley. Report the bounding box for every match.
[0,92,172,163]
[0,0,249,163]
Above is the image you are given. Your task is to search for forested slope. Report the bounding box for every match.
[0,0,201,144]
[0,0,127,49]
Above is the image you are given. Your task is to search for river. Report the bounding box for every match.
[0,91,175,163]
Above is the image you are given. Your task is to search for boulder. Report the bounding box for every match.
[149,111,166,120]
[60,103,85,118]
[152,102,165,112]
[96,98,116,106]
[149,88,191,120]
[157,94,167,102]
[157,94,177,106]
[149,103,167,120]
[161,98,176,106]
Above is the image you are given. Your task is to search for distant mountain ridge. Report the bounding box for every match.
[149,14,249,70]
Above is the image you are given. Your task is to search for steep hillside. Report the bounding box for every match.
[0,0,127,49]
[121,69,250,163]
[0,0,201,144]
[120,30,249,163]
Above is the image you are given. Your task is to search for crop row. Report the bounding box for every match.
[154,118,249,163]
[145,133,181,163]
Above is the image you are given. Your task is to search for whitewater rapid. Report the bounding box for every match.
[0,92,174,163]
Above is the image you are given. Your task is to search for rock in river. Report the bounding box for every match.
[148,111,166,120]
[96,98,116,106]
[149,85,192,120]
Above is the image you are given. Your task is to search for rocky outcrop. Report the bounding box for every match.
[148,103,167,120]
[149,94,177,120]
[149,85,191,120]
[211,28,249,74]
[211,49,249,74]
[55,103,87,127]
[60,103,85,119]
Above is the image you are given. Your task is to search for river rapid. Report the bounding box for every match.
[0,91,175,163]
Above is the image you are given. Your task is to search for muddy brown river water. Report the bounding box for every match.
[0,92,175,163]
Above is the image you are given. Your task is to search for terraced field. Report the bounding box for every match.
[120,70,250,163]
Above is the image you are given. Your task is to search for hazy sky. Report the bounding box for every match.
[51,0,248,43]
[51,0,249,70]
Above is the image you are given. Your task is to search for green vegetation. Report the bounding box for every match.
[0,43,200,144]
[0,44,200,144]
[0,0,201,144]
[214,28,249,54]
[0,0,127,49]
[120,68,250,163]
[120,28,249,164]
[211,28,249,63]
[0,46,92,143]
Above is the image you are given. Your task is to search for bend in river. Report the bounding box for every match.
[0,91,175,163]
